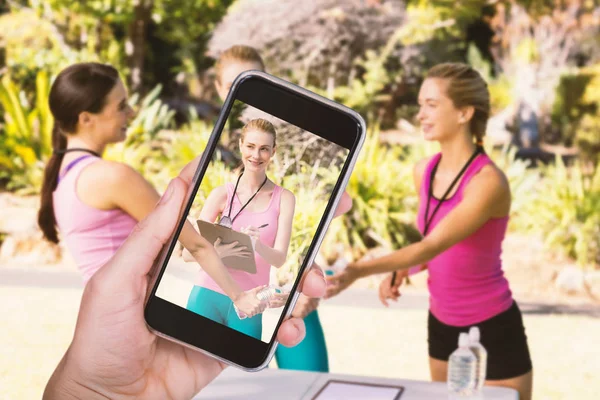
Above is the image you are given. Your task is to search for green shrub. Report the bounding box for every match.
[321,125,434,261]
[513,156,600,270]
[0,71,53,193]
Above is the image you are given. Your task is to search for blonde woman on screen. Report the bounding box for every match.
[184,118,296,339]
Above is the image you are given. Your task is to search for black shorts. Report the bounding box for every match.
[428,301,533,380]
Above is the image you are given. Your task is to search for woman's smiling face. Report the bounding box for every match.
[239,129,276,172]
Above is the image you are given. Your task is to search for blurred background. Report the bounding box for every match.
[1,1,599,399]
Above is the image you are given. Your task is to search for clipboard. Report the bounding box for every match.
[311,380,404,400]
[196,220,257,274]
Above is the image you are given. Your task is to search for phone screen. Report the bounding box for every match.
[154,97,350,345]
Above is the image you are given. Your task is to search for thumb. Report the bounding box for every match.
[107,177,188,278]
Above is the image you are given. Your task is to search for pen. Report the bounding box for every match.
[258,224,269,229]
[390,271,397,287]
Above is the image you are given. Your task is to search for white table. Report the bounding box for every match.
[195,367,519,400]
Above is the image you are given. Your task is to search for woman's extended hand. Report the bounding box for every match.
[233,286,269,318]
[325,265,360,299]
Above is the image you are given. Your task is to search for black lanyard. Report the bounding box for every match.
[220,171,268,227]
[422,148,481,236]
[54,148,101,157]
[391,148,481,287]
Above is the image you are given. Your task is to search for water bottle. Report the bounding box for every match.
[233,285,283,319]
[468,326,488,395]
[447,332,477,398]
[324,256,349,276]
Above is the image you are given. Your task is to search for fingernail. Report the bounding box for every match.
[160,179,176,204]
[291,318,303,333]
[313,268,325,279]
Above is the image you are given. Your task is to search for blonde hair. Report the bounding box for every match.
[215,45,265,84]
[426,63,490,146]
[241,118,277,146]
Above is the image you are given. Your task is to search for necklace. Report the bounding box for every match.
[219,171,268,228]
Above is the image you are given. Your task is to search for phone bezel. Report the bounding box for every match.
[144,70,366,371]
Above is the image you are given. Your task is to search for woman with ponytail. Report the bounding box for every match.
[325,63,533,400]
[38,62,266,318]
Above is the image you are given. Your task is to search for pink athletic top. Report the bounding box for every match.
[195,182,283,295]
[53,157,138,283]
[417,152,513,326]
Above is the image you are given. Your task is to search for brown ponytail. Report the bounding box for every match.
[37,62,119,243]
[38,125,67,243]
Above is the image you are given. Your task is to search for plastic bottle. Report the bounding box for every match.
[468,326,488,395]
[447,332,477,398]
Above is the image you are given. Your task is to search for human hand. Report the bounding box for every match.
[240,225,260,249]
[233,285,269,318]
[291,294,320,319]
[378,270,407,307]
[43,156,327,400]
[267,291,290,309]
[213,237,252,259]
[325,264,360,299]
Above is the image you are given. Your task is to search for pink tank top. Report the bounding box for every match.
[417,152,513,326]
[195,183,283,295]
[53,157,138,283]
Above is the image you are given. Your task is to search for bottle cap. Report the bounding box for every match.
[469,326,481,342]
[458,332,470,347]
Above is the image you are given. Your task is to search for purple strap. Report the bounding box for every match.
[57,155,95,184]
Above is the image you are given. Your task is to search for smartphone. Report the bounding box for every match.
[144,70,365,371]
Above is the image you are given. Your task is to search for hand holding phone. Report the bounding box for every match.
[44,157,329,400]
[145,71,365,371]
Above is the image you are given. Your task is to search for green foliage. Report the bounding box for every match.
[550,64,600,160]
[0,7,122,85]
[325,48,395,116]
[402,0,485,43]
[303,25,404,120]
[576,64,600,162]
[467,42,492,80]
[104,84,176,185]
[146,117,215,195]
[513,157,600,270]
[514,37,539,63]
[551,70,595,146]
[322,125,434,260]
[487,145,540,228]
[273,161,339,284]
[149,0,235,71]
[0,70,53,193]
[467,43,514,113]
[487,76,514,114]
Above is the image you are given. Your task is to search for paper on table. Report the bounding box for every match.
[312,381,404,400]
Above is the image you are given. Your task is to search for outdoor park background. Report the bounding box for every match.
[1,1,599,399]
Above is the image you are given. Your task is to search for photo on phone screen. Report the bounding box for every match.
[154,98,350,344]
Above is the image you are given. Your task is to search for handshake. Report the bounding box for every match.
[233,285,290,319]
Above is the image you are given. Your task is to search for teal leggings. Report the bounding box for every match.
[186,286,262,339]
[186,286,329,372]
[274,309,329,372]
